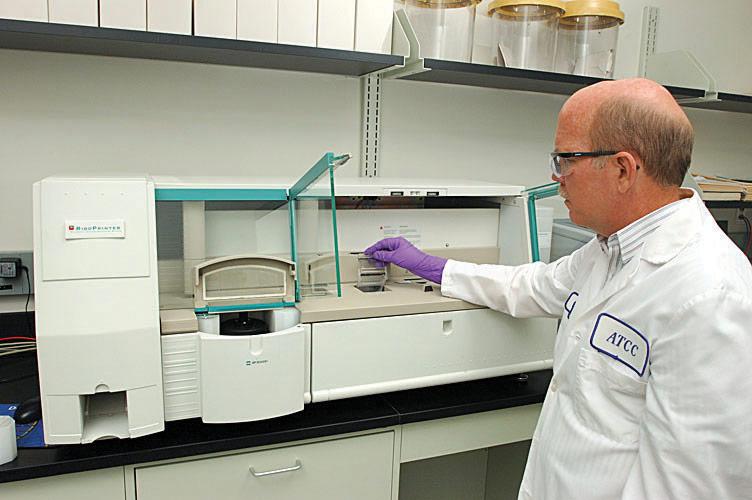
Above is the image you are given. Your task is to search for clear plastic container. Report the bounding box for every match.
[356,254,388,292]
[554,0,624,78]
[405,0,481,62]
[488,1,565,71]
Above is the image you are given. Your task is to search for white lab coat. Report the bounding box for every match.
[442,191,752,499]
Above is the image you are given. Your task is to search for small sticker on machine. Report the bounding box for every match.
[381,224,422,245]
[65,220,126,239]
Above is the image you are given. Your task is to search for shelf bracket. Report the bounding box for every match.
[359,10,430,178]
[360,74,382,177]
[638,6,719,105]
[381,9,429,81]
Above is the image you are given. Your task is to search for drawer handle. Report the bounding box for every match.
[249,459,302,477]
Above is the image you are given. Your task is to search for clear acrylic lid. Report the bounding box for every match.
[154,152,351,311]
[290,153,351,300]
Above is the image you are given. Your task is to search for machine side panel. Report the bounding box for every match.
[33,177,164,444]
[162,333,202,422]
[498,197,533,265]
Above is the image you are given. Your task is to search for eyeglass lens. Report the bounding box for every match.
[550,155,572,178]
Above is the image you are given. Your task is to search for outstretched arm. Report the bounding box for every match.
[365,236,586,318]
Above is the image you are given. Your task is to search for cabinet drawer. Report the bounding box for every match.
[135,432,394,500]
[0,468,125,500]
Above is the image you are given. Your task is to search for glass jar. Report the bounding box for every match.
[554,0,624,78]
[405,0,481,62]
[488,1,565,71]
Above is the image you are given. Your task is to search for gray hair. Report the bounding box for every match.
[589,95,694,187]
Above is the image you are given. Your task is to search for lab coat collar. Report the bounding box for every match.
[574,189,698,319]
[588,246,642,311]
[638,188,700,265]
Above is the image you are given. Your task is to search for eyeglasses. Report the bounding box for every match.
[550,151,618,178]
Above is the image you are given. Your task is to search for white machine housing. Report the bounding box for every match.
[32,173,556,445]
[161,324,309,424]
[32,176,164,444]
[301,178,555,402]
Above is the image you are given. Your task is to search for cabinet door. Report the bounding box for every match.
[0,467,125,500]
[135,432,394,500]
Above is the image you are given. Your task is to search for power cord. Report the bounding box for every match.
[741,215,752,257]
[22,266,32,336]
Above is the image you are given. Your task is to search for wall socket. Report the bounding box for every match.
[0,251,34,297]
[710,208,748,233]
[731,208,749,232]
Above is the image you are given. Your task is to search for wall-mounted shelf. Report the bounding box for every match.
[400,58,606,95]
[384,7,752,113]
[1,18,751,114]
[0,18,403,76]
[682,92,752,114]
[396,58,752,114]
[398,58,709,101]
[704,200,752,209]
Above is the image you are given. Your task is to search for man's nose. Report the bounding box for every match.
[552,174,562,184]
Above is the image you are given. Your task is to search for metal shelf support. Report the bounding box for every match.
[381,9,430,81]
[639,6,719,105]
[360,75,382,177]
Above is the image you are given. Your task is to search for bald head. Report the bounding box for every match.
[559,78,695,186]
[564,78,686,120]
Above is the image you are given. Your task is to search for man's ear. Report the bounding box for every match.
[615,152,640,194]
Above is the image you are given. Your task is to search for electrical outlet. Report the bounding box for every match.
[732,208,750,232]
[711,208,748,233]
[0,258,22,279]
[0,251,34,297]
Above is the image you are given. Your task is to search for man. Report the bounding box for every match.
[365,78,752,499]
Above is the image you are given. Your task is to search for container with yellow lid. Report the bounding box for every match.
[554,0,624,78]
[405,0,482,62]
[488,0,566,70]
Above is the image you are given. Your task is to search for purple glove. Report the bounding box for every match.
[364,237,447,284]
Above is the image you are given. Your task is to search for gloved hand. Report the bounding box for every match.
[364,237,447,284]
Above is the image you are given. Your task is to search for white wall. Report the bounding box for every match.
[614,0,752,94]
[1,0,751,312]
[0,49,361,251]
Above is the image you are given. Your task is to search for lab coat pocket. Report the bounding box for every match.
[574,348,647,445]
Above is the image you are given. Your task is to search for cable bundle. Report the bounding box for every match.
[0,337,36,358]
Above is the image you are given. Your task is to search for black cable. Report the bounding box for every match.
[742,215,752,256]
[0,372,37,385]
[22,266,32,336]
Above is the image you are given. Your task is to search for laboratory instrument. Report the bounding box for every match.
[31,154,556,444]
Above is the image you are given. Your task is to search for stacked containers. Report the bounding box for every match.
[488,0,565,70]
[405,0,481,62]
[554,0,624,78]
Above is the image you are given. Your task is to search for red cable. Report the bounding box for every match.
[0,336,36,342]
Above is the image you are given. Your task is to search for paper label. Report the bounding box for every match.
[65,220,126,239]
